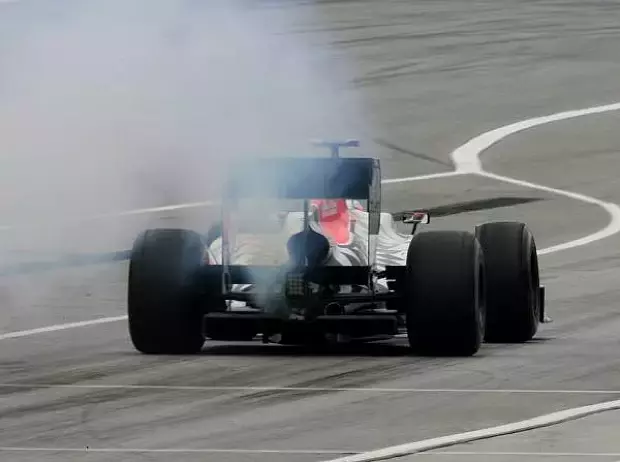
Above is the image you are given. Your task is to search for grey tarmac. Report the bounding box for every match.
[2,1,620,462]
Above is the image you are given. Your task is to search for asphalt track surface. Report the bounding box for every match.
[3,1,620,461]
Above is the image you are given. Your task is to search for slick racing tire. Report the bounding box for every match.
[128,228,218,354]
[475,221,540,343]
[404,231,485,356]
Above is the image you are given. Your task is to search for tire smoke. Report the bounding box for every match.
[0,0,369,330]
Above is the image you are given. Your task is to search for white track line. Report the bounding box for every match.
[322,400,620,462]
[482,171,620,255]
[451,102,620,256]
[96,200,215,218]
[0,447,356,455]
[0,200,216,232]
[0,316,127,340]
[451,102,620,173]
[1,448,618,457]
[381,171,463,184]
[321,103,620,462]
[429,451,620,457]
[2,383,620,394]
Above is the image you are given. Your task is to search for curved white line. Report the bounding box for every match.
[481,171,620,255]
[452,102,620,256]
[321,400,620,462]
[322,102,620,462]
[451,102,620,172]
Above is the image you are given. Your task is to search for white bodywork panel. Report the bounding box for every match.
[204,211,412,314]
[205,211,411,269]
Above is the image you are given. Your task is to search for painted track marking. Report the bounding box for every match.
[1,383,620,394]
[0,316,127,341]
[426,451,620,458]
[451,102,620,256]
[0,200,215,232]
[381,171,463,184]
[323,400,620,462]
[0,448,618,457]
[482,171,620,255]
[0,447,357,455]
[1,448,618,457]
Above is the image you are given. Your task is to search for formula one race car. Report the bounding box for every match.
[127,140,547,356]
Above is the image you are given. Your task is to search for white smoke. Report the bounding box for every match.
[0,0,370,329]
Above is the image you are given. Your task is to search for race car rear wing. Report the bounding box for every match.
[219,144,383,296]
[224,157,378,200]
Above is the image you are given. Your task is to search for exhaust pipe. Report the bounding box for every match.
[325,302,344,315]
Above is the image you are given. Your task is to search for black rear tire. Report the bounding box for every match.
[475,221,540,343]
[404,231,485,356]
[127,228,215,354]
